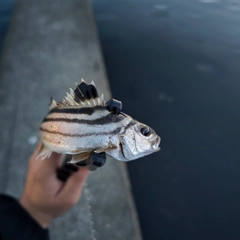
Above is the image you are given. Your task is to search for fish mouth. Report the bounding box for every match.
[152,135,161,152]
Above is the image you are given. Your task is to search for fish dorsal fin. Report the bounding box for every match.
[61,79,105,107]
[49,97,57,110]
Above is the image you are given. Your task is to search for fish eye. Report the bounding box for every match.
[140,127,151,137]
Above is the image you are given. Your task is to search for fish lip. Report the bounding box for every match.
[150,134,158,142]
[152,136,161,151]
[154,147,161,152]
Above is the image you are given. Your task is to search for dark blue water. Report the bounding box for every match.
[0,0,16,53]
[91,0,240,239]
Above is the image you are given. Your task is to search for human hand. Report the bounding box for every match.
[20,143,89,228]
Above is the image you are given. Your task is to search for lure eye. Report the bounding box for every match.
[140,127,151,137]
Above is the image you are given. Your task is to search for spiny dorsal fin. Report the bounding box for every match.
[61,79,105,107]
[49,97,57,110]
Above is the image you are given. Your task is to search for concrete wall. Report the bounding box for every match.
[0,0,142,239]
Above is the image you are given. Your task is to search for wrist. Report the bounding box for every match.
[20,194,52,228]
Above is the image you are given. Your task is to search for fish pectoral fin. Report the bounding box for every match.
[69,151,92,164]
[94,144,117,153]
[69,143,117,164]
[36,144,52,160]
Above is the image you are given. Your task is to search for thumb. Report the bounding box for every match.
[57,167,89,205]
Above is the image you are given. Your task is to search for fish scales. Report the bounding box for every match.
[38,79,160,162]
[40,108,132,151]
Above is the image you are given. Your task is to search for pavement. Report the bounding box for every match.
[0,0,142,239]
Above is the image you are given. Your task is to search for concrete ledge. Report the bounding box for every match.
[0,0,142,239]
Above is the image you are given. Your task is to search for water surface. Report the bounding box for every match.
[91,0,240,239]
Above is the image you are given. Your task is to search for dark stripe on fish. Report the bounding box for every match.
[43,114,125,125]
[40,126,122,137]
[120,112,127,117]
[122,119,137,133]
[48,106,105,115]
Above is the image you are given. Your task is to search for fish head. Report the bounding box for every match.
[119,122,160,161]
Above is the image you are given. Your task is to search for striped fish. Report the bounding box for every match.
[38,79,160,163]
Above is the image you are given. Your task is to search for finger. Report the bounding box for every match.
[57,167,89,204]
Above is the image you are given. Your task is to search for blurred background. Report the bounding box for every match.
[0,0,16,53]
[91,1,240,240]
[1,0,240,240]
